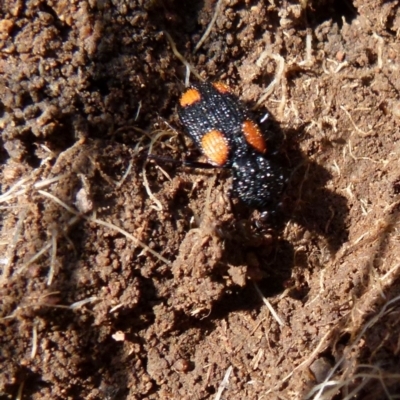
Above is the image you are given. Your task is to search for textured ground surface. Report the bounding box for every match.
[1,0,400,399]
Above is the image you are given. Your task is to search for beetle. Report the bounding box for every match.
[177,81,286,210]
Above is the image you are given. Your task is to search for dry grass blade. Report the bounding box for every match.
[88,216,170,264]
[0,175,63,204]
[214,365,233,400]
[31,324,38,359]
[253,282,285,326]
[69,297,99,310]
[47,229,58,286]
[37,189,171,265]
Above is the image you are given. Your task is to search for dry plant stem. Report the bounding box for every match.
[0,176,31,202]
[0,175,63,204]
[0,296,100,322]
[340,106,373,137]
[142,164,163,211]
[234,318,266,353]
[18,243,51,275]
[357,364,400,396]
[47,229,58,286]
[37,190,170,265]
[265,328,333,395]
[69,296,99,310]
[253,282,285,326]
[214,365,233,400]
[304,219,400,398]
[155,165,172,181]
[164,31,203,83]
[309,369,398,400]
[194,0,224,53]
[31,324,38,359]
[277,76,287,121]
[347,140,380,163]
[16,381,24,400]
[115,161,133,189]
[305,28,313,65]
[89,217,169,264]
[373,32,384,69]
[16,215,81,277]
[5,152,171,281]
[334,200,400,264]
[255,52,286,109]
[142,130,176,212]
[308,269,400,400]
[134,100,142,121]
[185,64,190,87]
[203,363,213,390]
[1,207,27,283]
[109,303,124,313]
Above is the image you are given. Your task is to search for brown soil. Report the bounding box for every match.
[1,0,400,399]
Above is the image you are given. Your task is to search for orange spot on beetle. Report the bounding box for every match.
[180,88,201,107]
[201,130,229,166]
[242,120,266,153]
[212,81,231,94]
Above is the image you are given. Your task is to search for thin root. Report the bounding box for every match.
[164,31,203,83]
[340,106,373,137]
[194,0,224,53]
[255,52,286,110]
